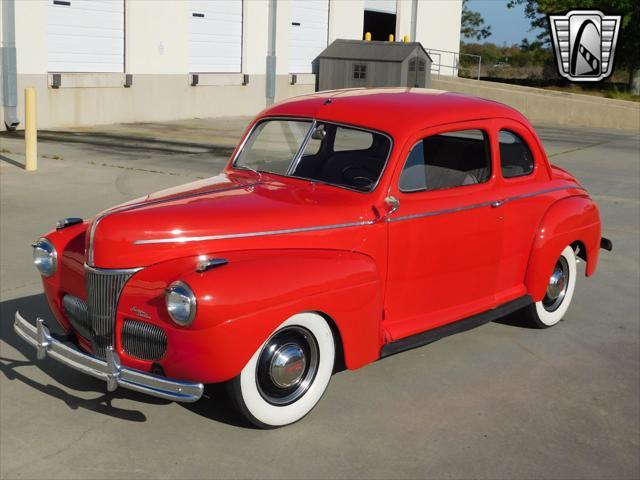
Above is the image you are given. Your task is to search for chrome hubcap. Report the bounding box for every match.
[269,343,306,388]
[543,256,570,312]
[256,326,319,406]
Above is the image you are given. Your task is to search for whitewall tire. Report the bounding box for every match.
[530,245,577,328]
[227,312,335,428]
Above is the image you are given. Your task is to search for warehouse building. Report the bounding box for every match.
[0,0,462,131]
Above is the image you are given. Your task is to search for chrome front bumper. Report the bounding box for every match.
[13,311,204,403]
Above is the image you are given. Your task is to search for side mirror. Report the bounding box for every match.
[374,196,400,223]
[385,196,400,215]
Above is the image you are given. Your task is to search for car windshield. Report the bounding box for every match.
[233,119,392,192]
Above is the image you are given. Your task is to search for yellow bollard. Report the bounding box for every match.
[364,32,371,41]
[25,87,37,171]
[388,34,394,42]
[403,35,409,43]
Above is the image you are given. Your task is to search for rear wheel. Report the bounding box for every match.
[227,313,335,428]
[527,245,577,328]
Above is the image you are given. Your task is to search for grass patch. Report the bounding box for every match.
[543,84,640,102]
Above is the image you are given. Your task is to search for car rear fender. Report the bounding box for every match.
[524,195,601,301]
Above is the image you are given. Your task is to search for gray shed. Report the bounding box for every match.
[313,39,432,91]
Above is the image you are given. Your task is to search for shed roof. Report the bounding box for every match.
[316,39,432,63]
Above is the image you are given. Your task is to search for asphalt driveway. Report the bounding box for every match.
[1,119,638,479]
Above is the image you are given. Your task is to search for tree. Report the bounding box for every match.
[461,0,492,41]
[508,0,640,92]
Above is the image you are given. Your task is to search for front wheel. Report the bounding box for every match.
[227,313,335,428]
[527,245,577,328]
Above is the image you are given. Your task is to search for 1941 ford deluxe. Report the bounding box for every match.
[15,89,611,428]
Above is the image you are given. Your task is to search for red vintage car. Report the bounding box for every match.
[16,89,611,428]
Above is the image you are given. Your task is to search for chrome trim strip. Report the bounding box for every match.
[88,207,128,267]
[84,264,143,275]
[14,312,203,403]
[133,220,375,245]
[387,200,495,223]
[132,186,583,245]
[87,183,259,266]
[388,186,583,223]
[502,185,583,203]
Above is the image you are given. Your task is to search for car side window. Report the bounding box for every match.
[499,130,534,178]
[291,122,391,192]
[399,129,491,193]
[333,127,374,152]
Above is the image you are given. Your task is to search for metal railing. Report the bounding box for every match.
[426,48,482,80]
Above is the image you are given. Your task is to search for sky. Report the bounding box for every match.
[463,0,545,45]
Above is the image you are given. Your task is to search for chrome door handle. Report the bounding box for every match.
[491,200,503,208]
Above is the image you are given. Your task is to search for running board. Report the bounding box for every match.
[380,295,533,358]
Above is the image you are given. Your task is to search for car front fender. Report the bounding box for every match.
[524,195,601,302]
[119,249,383,383]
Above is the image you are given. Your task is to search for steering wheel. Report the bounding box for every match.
[342,166,377,190]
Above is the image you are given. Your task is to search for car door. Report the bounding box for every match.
[383,122,504,341]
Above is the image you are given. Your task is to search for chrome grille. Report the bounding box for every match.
[85,266,137,358]
[122,319,167,361]
[62,294,91,340]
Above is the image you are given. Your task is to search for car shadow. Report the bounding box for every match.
[179,383,254,429]
[493,305,539,329]
[0,294,159,421]
[0,293,254,427]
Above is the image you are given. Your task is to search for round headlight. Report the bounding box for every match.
[166,281,197,326]
[33,238,57,277]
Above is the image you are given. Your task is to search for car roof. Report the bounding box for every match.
[261,88,531,139]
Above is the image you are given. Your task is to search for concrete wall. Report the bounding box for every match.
[2,0,463,131]
[432,77,640,131]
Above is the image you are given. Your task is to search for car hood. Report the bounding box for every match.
[89,172,377,268]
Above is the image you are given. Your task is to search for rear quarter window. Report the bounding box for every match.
[333,127,374,152]
[499,130,534,178]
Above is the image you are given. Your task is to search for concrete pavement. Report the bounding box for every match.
[1,119,638,479]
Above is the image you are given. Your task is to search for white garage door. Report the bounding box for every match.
[189,0,243,73]
[47,0,124,73]
[364,0,397,14]
[289,0,329,74]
